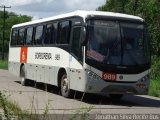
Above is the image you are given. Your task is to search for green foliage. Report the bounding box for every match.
[97,0,160,55]
[97,0,130,13]
[150,56,160,97]
[0,60,8,70]
[0,91,10,119]
[0,91,28,120]
[0,11,32,54]
[149,55,160,97]
[151,56,160,80]
[0,91,29,119]
[149,79,160,97]
[70,106,93,120]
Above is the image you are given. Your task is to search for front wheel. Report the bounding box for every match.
[60,73,73,98]
[20,66,27,86]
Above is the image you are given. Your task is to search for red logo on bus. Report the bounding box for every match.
[20,47,28,63]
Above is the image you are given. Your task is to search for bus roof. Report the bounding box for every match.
[12,10,144,28]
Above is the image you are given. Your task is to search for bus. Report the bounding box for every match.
[8,10,151,99]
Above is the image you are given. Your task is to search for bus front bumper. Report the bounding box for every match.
[85,73,150,95]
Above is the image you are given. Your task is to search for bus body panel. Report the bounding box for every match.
[8,61,21,77]
[9,47,87,92]
[69,55,86,91]
[8,47,21,76]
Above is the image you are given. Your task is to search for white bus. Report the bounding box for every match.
[9,10,151,99]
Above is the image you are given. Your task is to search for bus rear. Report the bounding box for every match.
[84,15,151,98]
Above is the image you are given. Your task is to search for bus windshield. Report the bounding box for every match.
[86,20,150,66]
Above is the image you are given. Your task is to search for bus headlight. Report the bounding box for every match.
[87,70,100,81]
[140,74,150,82]
[136,74,150,89]
[141,77,145,82]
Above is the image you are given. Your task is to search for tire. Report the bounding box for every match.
[20,66,27,86]
[60,73,73,98]
[109,94,123,100]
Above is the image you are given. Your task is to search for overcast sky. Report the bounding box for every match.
[0,0,106,20]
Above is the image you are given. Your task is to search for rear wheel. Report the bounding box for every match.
[20,66,27,86]
[60,73,73,98]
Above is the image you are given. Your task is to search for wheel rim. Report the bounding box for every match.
[21,76,25,84]
[21,67,25,85]
[61,76,69,94]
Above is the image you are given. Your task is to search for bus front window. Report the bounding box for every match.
[86,20,121,65]
[121,23,150,65]
[86,20,150,68]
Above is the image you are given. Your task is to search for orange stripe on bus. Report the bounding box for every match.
[20,47,28,63]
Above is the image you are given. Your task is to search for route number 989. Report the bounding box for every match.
[102,72,116,81]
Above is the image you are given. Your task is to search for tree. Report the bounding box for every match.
[0,11,32,56]
[97,0,130,13]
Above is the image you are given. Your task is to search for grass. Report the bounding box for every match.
[0,91,93,120]
[149,79,160,97]
[0,91,53,120]
[0,60,8,70]
[70,106,93,120]
[149,56,160,97]
[0,91,29,119]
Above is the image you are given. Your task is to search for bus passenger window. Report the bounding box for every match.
[57,21,71,44]
[17,28,25,45]
[34,25,43,45]
[11,30,18,46]
[45,24,53,44]
[26,27,33,45]
[52,23,57,44]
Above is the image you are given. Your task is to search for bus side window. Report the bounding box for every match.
[11,30,18,46]
[71,26,82,60]
[45,24,53,44]
[57,21,71,44]
[52,23,57,44]
[34,25,44,45]
[45,23,57,45]
[26,27,33,45]
[17,28,25,45]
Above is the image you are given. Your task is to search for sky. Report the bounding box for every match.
[0,0,106,20]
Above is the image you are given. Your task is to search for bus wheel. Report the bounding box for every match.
[20,66,27,86]
[60,73,73,98]
[109,94,123,100]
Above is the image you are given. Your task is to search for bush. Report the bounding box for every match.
[149,55,160,97]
